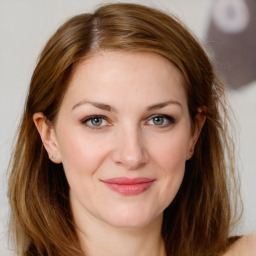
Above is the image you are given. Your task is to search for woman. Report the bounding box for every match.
[8,3,256,256]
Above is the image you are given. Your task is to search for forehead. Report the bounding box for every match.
[62,50,187,108]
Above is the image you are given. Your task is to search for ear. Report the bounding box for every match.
[33,112,62,164]
[186,107,206,160]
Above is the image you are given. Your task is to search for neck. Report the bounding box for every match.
[75,212,165,256]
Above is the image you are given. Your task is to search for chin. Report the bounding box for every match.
[102,207,162,229]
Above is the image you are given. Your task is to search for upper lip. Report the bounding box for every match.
[101,177,156,185]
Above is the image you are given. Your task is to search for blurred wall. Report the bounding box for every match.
[0,1,255,255]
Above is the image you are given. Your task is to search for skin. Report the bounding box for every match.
[33,51,206,256]
[224,234,256,256]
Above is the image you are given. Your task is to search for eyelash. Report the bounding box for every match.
[81,115,110,129]
[80,114,176,129]
[146,114,176,127]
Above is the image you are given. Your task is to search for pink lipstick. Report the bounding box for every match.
[101,177,156,195]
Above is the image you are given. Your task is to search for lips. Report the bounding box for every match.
[101,177,156,195]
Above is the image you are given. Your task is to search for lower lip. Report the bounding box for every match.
[102,180,155,195]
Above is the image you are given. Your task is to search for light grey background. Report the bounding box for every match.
[1,1,255,255]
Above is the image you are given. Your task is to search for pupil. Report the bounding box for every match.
[92,118,102,126]
[153,117,163,125]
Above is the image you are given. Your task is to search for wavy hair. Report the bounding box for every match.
[8,3,240,256]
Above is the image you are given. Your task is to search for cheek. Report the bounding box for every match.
[150,130,189,170]
[57,129,110,178]
[155,136,187,189]
[148,130,190,208]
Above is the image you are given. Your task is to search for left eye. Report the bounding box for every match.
[146,115,175,127]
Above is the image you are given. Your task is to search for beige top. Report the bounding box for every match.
[223,234,256,256]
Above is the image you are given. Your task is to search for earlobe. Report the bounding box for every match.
[33,112,62,164]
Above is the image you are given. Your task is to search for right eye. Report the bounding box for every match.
[81,115,109,129]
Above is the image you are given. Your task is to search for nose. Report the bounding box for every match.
[111,126,149,170]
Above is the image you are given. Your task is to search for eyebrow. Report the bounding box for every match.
[146,100,182,111]
[72,100,117,112]
[72,100,182,112]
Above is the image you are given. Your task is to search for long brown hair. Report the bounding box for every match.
[8,3,240,256]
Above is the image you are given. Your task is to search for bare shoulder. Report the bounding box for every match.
[223,234,256,256]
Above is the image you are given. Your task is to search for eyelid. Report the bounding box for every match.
[80,115,111,129]
[145,114,176,127]
[80,114,176,129]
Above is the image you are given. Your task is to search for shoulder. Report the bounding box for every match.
[223,234,256,256]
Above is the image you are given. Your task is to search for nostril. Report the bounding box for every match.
[111,127,149,169]
[111,146,149,170]
[120,148,149,169]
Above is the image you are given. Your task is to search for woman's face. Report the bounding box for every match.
[50,51,200,228]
